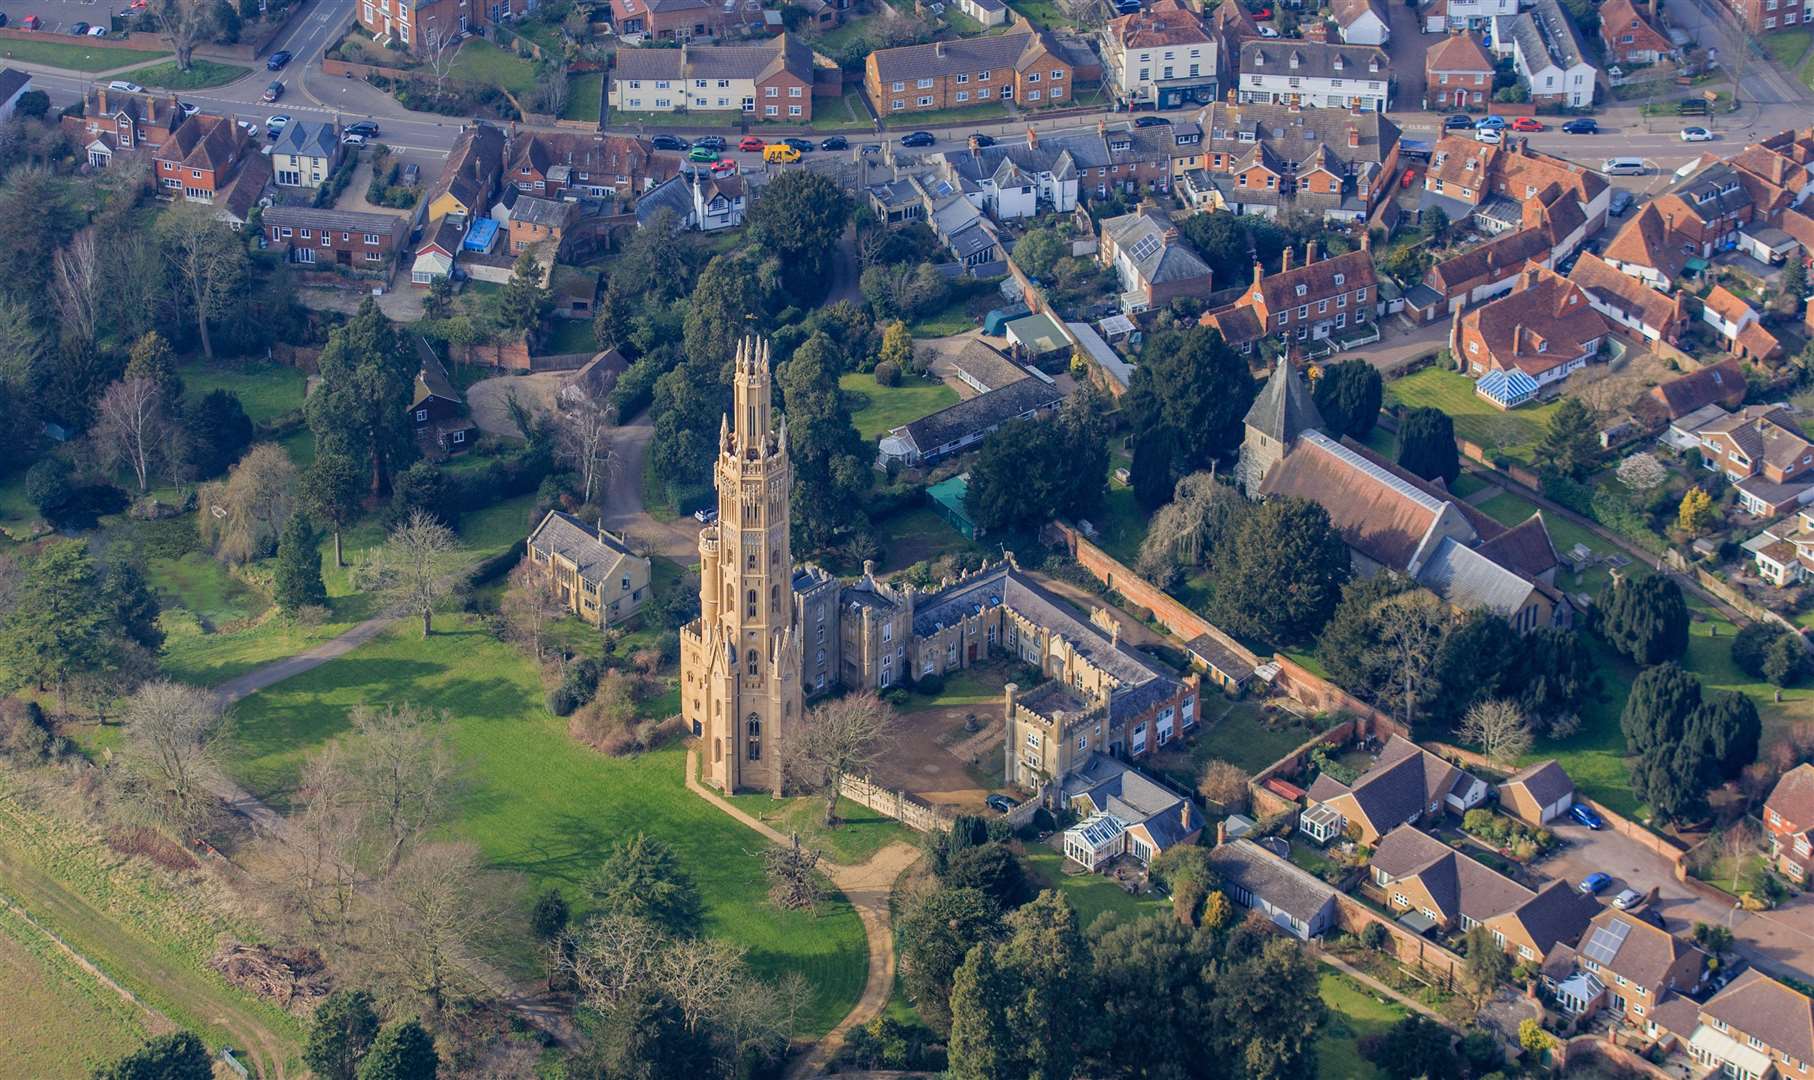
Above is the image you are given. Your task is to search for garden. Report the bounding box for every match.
[839,370,958,441]
[1385,365,1561,464]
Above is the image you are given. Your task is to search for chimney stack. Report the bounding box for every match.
[1215,818,1227,845]
[1347,125,1360,149]
[1252,260,1264,286]
[1282,246,1293,271]
[1361,228,1372,253]
[935,40,947,57]
[1305,239,1317,264]
[1027,126,1039,148]
[1182,802,1192,829]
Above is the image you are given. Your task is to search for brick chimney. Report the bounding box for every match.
[1305,239,1318,264]
[1347,125,1360,149]
[1182,801,1192,829]
[1215,818,1227,844]
[1027,126,1038,148]
[935,40,947,57]
[1252,260,1264,286]
[1097,118,1107,136]
[1361,228,1372,252]
[1282,246,1294,271]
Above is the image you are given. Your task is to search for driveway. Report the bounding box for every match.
[1540,820,1731,935]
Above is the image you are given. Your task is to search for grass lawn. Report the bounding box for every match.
[450,38,538,96]
[145,551,269,627]
[883,101,1014,128]
[1474,488,1639,594]
[723,793,917,866]
[1358,424,1396,459]
[1517,630,1641,817]
[1003,0,1081,28]
[178,360,307,426]
[540,318,597,356]
[0,40,166,71]
[1683,599,1814,749]
[0,469,45,540]
[1023,849,1166,931]
[1766,28,1813,67]
[1450,471,1491,498]
[563,72,603,123]
[806,88,875,131]
[875,505,979,574]
[840,371,958,441]
[901,663,1010,711]
[1149,700,1320,791]
[0,904,148,1079]
[1386,366,1560,463]
[457,491,541,558]
[1092,484,1146,566]
[131,60,250,90]
[1317,972,1407,1080]
[906,294,981,337]
[220,620,868,1033]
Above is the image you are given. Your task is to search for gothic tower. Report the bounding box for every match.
[681,337,803,795]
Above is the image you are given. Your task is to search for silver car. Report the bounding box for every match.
[1611,888,1645,910]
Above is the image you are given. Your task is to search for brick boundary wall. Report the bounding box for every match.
[1330,892,1466,984]
[0,27,170,53]
[1558,1032,1677,1079]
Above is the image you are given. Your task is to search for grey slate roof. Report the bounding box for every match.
[1063,753,1200,851]
[614,34,816,82]
[511,195,578,228]
[1518,0,1589,70]
[896,374,1061,459]
[0,68,31,104]
[526,510,639,583]
[1101,210,1212,287]
[1502,759,1573,808]
[1243,358,1324,444]
[1209,839,1338,923]
[1414,536,1539,617]
[411,337,462,408]
[1239,40,1389,80]
[869,25,1052,83]
[948,340,1029,392]
[274,119,338,160]
[263,205,405,239]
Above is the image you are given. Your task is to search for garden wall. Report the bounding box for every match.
[839,774,962,833]
[1558,1033,1675,1079]
[1455,435,1543,489]
[1329,893,1465,985]
[0,27,169,51]
[1692,567,1800,636]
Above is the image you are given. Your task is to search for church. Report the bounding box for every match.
[680,338,1202,796]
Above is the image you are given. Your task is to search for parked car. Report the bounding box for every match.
[1681,126,1714,142]
[899,130,936,147]
[1562,117,1599,134]
[1257,25,1280,36]
[985,793,1017,814]
[1474,115,1507,130]
[819,135,848,150]
[1401,165,1420,189]
[263,80,284,102]
[266,50,292,70]
[694,135,726,151]
[342,132,367,146]
[19,14,38,30]
[1511,116,1544,132]
[1444,114,1474,130]
[738,135,765,152]
[402,163,420,185]
[1570,802,1606,829]
[1134,115,1171,127]
[88,24,107,35]
[1612,888,1645,910]
[687,145,720,163]
[1475,128,1503,145]
[266,115,290,137]
[69,21,88,34]
[710,159,737,176]
[346,120,380,138]
[967,132,996,145]
[651,134,689,151]
[782,137,814,152]
[763,144,801,164]
[178,101,199,117]
[1579,872,1613,894]
[693,507,718,523]
[1602,156,1647,175]
[108,80,144,94]
[1114,0,1141,12]
[1609,189,1634,215]
[860,143,882,155]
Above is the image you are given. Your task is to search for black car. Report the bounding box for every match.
[967,132,995,146]
[782,137,814,153]
[70,21,89,34]
[819,135,848,150]
[985,793,1017,814]
[346,119,381,138]
[651,134,690,151]
[266,50,292,70]
[860,143,882,155]
[1135,115,1172,127]
[1443,113,1473,130]
[899,130,936,147]
[694,135,725,151]
[1562,117,1598,134]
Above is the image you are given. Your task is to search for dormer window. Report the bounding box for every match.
[1369,58,1381,72]
[1333,272,1345,286]
[1295,283,1307,297]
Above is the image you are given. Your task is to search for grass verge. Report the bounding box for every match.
[0,40,166,71]
[132,60,250,90]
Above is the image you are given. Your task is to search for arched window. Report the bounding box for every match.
[747,714,762,760]
[771,550,779,567]
[746,714,761,737]
[713,738,723,763]
[725,583,733,608]
[747,589,757,618]
[771,584,781,615]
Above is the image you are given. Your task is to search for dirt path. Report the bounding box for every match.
[683,751,922,1078]
[466,372,564,439]
[600,409,705,561]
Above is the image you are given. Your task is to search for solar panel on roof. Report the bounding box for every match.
[1582,919,1631,965]
[1129,234,1163,263]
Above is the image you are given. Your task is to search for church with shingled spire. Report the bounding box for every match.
[1235,358,1324,495]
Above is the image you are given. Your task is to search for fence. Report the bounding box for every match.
[839,774,957,833]
[1693,567,1801,636]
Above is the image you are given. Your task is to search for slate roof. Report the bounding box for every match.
[1209,838,1338,922]
[411,337,462,410]
[1198,101,1400,174]
[263,205,405,239]
[1239,40,1390,80]
[1768,763,1814,830]
[894,377,1062,458]
[948,339,1029,392]
[1308,735,1478,835]
[561,348,629,403]
[613,33,816,82]
[0,68,30,104]
[274,119,337,160]
[1415,536,1539,616]
[1702,971,1814,1064]
[1509,0,1589,71]
[1244,358,1324,444]
[1100,210,1212,288]
[1063,753,1200,851]
[526,510,639,583]
[432,125,506,213]
[511,195,578,229]
[1501,759,1573,809]
[869,24,1058,83]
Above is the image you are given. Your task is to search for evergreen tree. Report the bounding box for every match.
[997,891,1090,1080]
[0,540,117,712]
[1691,690,1761,782]
[1209,926,1328,1079]
[1372,1015,1461,1080]
[95,1032,213,1080]
[1087,916,1216,1076]
[948,944,1016,1080]
[273,514,328,613]
[964,408,1108,534]
[356,1020,438,1080]
[746,169,852,302]
[389,461,454,527]
[1311,359,1383,438]
[896,886,1001,1034]
[681,247,783,375]
[1620,661,1702,756]
[1679,487,1716,533]
[301,450,365,569]
[1731,622,1785,679]
[530,889,570,943]
[1396,406,1460,485]
[582,833,703,936]
[1317,574,1417,707]
[497,251,551,337]
[1212,496,1351,645]
[305,990,382,1080]
[184,389,254,479]
[1535,397,1600,481]
[1598,575,1688,665]
[1124,325,1256,480]
[1766,632,1807,688]
[102,556,164,654]
[780,331,871,554]
[1782,251,1809,310]
[1516,626,1596,730]
[1427,610,1523,734]
[1130,425,1178,512]
[306,299,418,498]
[124,331,184,407]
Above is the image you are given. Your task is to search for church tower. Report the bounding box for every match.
[681,337,802,795]
[1234,357,1325,496]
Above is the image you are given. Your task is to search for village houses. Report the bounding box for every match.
[609,35,820,120]
[1423,0,1519,32]
[1765,764,1814,882]
[1188,101,1400,221]
[1099,0,1219,110]
[269,121,341,189]
[1237,40,1392,113]
[1098,207,1216,312]
[505,131,671,200]
[1297,734,1488,844]
[264,206,405,273]
[355,0,538,50]
[608,0,767,40]
[525,510,654,628]
[1331,0,1391,45]
[1598,0,1675,64]
[1455,265,1611,393]
[1544,908,1708,1022]
[1424,31,1496,109]
[1490,0,1598,108]
[1200,239,1379,353]
[865,24,1076,115]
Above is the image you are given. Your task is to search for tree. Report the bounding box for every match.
[305,989,382,1080]
[499,252,551,337]
[1519,1017,1555,1058]
[1130,425,1177,511]
[789,690,891,825]
[746,169,852,301]
[118,680,228,838]
[103,556,165,655]
[357,1019,440,1080]
[0,540,117,712]
[359,510,465,638]
[95,1031,213,1080]
[1679,486,1716,533]
[1209,927,1327,1079]
[125,331,183,404]
[51,228,102,350]
[501,560,561,663]
[307,299,417,497]
[1733,622,1788,679]
[896,886,1000,1034]
[1136,471,1245,581]
[1767,632,1807,688]
[1087,915,1219,1077]
[583,989,716,1079]
[1782,250,1810,313]
[780,331,871,553]
[1516,627,1595,735]
[273,514,328,613]
[964,411,1106,533]
[302,450,365,568]
[1691,690,1761,782]
[340,703,459,872]
[1124,326,1256,491]
[95,377,169,492]
[942,842,1029,910]
[1199,759,1250,812]
[370,842,500,1015]
[1425,609,1523,736]
[1311,359,1383,438]
[530,889,570,943]
[948,891,1090,1080]
[158,202,246,361]
[1621,662,1703,757]
[763,833,824,911]
[148,0,215,69]
[12,89,47,119]
[1616,452,1669,493]
[1458,699,1533,765]
[555,392,615,506]
[197,443,298,563]
[1373,590,1450,727]
[1462,924,1511,1002]
[1598,575,1688,665]
[878,320,912,372]
[1212,496,1351,645]
[584,833,704,936]
[1371,1015,1461,1080]
[184,389,253,479]
[419,22,461,102]
[1397,406,1460,485]
[1536,397,1600,481]
[1693,921,1736,961]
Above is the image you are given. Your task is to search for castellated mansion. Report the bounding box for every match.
[680,337,1201,797]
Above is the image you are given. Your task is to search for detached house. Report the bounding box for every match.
[865,24,1075,115]
[154,114,254,203]
[1490,0,1597,108]
[1598,0,1674,64]
[1200,240,1379,353]
[635,171,748,231]
[264,207,405,273]
[1193,101,1401,221]
[1697,404,1814,515]
[1060,754,1203,869]
[1424,31,1495,109]
[1100,0,1218,110]
[1703,284,1783,363]
[64,87,189,167]
[1299,735,1487,844]
[506,131,668,200]
[410,337,479,455]
[1209,839,1339,940]
[1098,208,1215,312]
[1422,136,1611,232]
[525,510,654,628]
[1237,40,1392,113]
[1667,971,1814,1080]
[1544,909,1707,1022]
[1457,265,1609,391]
[1766,763,1814,882]
[1416,182,1587,319]
[609,35,819,120]
[270,120,341,189]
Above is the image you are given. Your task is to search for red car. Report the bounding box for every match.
[710,159,738,176]
[1401,166,1420,189]
[738,135,765,152]
[1510,117,1544,132]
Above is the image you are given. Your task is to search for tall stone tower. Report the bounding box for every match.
[682,337,802,795]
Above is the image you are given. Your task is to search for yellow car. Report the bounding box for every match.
[762,144,801,164]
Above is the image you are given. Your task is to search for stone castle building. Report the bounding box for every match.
[681,337,1201,795]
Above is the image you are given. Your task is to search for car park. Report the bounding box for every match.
[860,143,882,155]
[108,80,144,94]
[651,134,689,151]
[819,135,848,150]
[985,793,1017,813]
[1562,117,1598,134]
[782,137,813,152]
[1579,872,1612,894]
[1444,114,1474,130]
[1681,126,1714,142]
[1612,888,1645,910]
[19,14,38,30]
[1570,802,1605,829]
[687,145,720,162]
[1400,165,1420,188]
[263,81,284,102]
[346,120,380,138]
[738,135,765,152]
[266,50,292,70]
[900,130,936,147]
[1511,117,1543,132]
[1134,116,1171,127]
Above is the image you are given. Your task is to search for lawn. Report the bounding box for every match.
[0,905,148,1079]
[220,620,869,1033]
[178,360,307,426]
[1385,366,1560,463]
[540,318,598,356]
[1517,631,1641,817]
[1003,0,1081,28]
[901,663,1010,711]
[882,101,1014,129]
[145,551,269,628]
[874,505,979,574]
[1450,471,1491,498]
[457,491,541,558]
[131,60,250,90]
[0,468,45,540]
[1092,484,1146,566]
[1184,700,1321,777]
[563,72,603,123]
[1317,972,1407,1080]
[1766,28,1813,68]
[723,793,916,866]
[840,371,958,441]
[449,38,538,96]
[0,39,166,71]
[1023,849,1167,931]
[906,294,982,337]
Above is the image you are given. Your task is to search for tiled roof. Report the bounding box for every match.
[1502,879,1601,957]
[1603,202,1690,280]
[1460,265,1610,377]
[1209,839,1337,923]
[1568,252,1688,338]
[1260,430,1454,571]
[0,68,30,104]
[1576,908,1700,992]
[1239,40,1389,81]
[1426,30,1494,72]
[432,125,506,212]
[1474,513,1560,581]
[1106,0,1212,49]
[869,24,1057,82]
[1255,247,1378,312]
[1427,228,1551,295]
[1769,763,1814,830]
[1737,320,1783,360]
[508,131,655,182]
[1331,0,1387,30]
[1702,971,1814,1064]
[1371,825,1534,925]
[1705,285,1754,326]
[1198,100,1400,170]
[1308,735,1476,836]
[1425,136,1499,197]
[511,195,577,228]
[1599,0,1668,47]
[1501,759,1573,808]
[948,339,1028,392]
[216,151,271,224]
[614,33,816,82]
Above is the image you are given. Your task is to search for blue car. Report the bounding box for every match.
[1570,802,1606,830]
[1579,872,1612,895]
[1475,115,1507,131]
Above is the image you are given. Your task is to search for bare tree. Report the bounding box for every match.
[421,27,462,102]
[358,510,468,637]
[1198,759,1250,813]
[342,703,459,872]
[1616,452,1669,494]
[370,841,503,1014]
[501,560,562,662]
[566,913,669,1007]
[787,690,892,825]
[555,393,616,506]
[50,229,101,349]
[148,0,215,70]
[535,62,571,117]
[197,444,299,563]
[117,680,229,838]
[283,742,369,944]
[654,937,747,1033]
[1136,471,1241,579]
[1374,591,1450,727]
[762,833,824,912]
[1458,699,1534,766]
[95,377,168,492]
[158,202,247,362]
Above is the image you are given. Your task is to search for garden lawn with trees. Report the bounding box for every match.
[219,618,871,1033]
[1385,366,1560,463]
[1316,972,1409,1080]
[839,370,957,441]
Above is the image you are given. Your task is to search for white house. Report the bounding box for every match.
[957,0,1009,27]
[1702,284,1759,344]
[1333,0,1391,46]
[1490,0,1597,108]
[1423,0,1518,32]
[1100,0,1219,110]
[1238,40,1392,113]
[634,172,749,232]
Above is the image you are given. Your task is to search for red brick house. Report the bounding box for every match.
[1695,405,1814,514]
[507,194,578,255]
[265,206,406,273]
[1645,359,1747,420]
[1714,0,1803,34]
[609,0,765,41]
[154,115,253,203]
[1425,32,1494,109]
[63,87,189,167]
[1200,240,1378,354]
[1766,763,1814,882]
[865,25,1076,115]
[356,0,539,49]
[1456,264,1610,389]
[1194,101,1400,221]
[1598,0,1674,63]
[504,132,673,199]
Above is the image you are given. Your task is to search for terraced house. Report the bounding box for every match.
[1237,40,1392,113]
[1200,239,1379,352]
[1189,101,1401,221]
[1489,0,1597,107]
[864,24,1075,114]
[1099,0,1218,110]
[609,35,819,120]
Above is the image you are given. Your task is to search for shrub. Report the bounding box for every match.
[547,657,603,716]
[914,671,945,696]
[874,360,901,387]
[1360,921,1390,952]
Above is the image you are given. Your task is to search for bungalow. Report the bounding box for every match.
[1300,734,1487,845]
[1455,265,1610,390]
[1208,839,1339,939]
[1061,754,1203,869]
[525,510,654,628]
[1765,763,1814,882]
[1424,31,1495,109]
[411,337,479,456]
[876,375,1064,466]
[1544,908,1706,1023]
[1098,208,1215,312]
[1497,759,1574,826]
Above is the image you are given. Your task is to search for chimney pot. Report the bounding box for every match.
[1347,126,1360,148]
[935,40,946,57]
[1282,247,1293,271]
[1305,239,1317,264]
[1252,260,1264,286]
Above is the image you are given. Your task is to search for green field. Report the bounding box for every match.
[563,72,603,123]
[1023,849,1166,931]
[0,39,167,72]
[449,38,538,95]
[1317,972,1408,1080]
[132,60,250,90]
[1449,471,1491,498]
[723,794,915,866]
[1386,366,1560,463]
[1766,27,1813,67]
[220,620,869,1033]
[0,905,148,1079]
[145,551,269,628]
[840,371,959,441]
[875,505,979,574]
[178,361,307,426]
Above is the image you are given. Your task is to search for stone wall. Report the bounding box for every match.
[839,774,956,833]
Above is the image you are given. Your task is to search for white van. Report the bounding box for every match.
[1602,157,1647,176]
